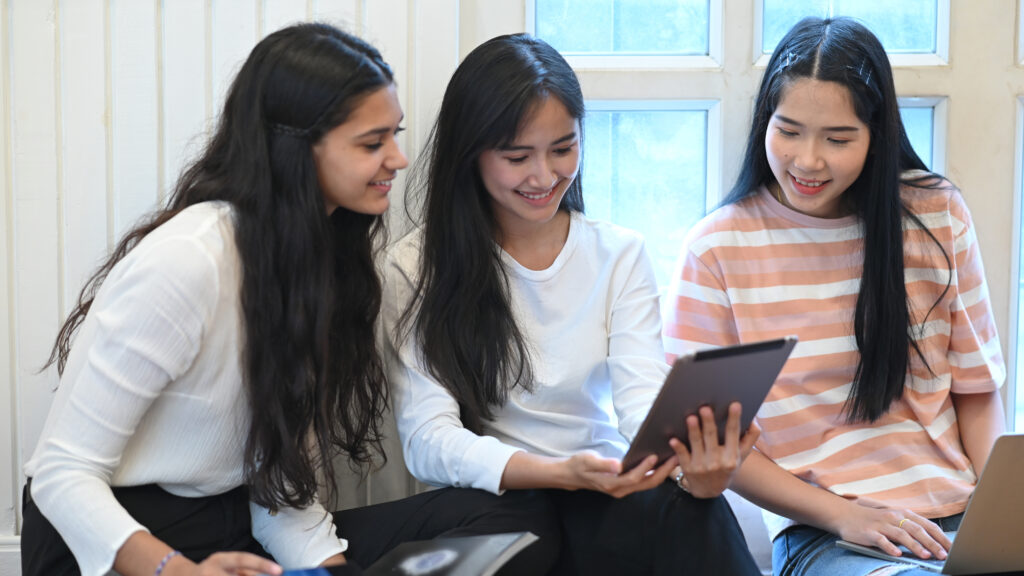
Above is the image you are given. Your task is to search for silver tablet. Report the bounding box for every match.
[621,336,797,473]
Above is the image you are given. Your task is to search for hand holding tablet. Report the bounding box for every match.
[621,337,797,479]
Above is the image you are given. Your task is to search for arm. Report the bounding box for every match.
[115,533,281,576]
[382,237,674,498]
[952,391,1004,475]
[732,451,952,560]
[250,499,347,569]
[660,239,759,497]
[946,191,1007,475]
[30,235,279,576]
[381,244,522,494]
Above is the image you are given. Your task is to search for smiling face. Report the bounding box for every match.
[765,78,871,219]
[477,96,580,237]
[312,83,408,215]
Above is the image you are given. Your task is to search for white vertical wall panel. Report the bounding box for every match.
[263,0,307,36]
[163,0,208,198]
[409,0,458,163]
[0,0,15,540]
[363,0,410,236]
[312,0,361,33]
[11,0,61,530]
[60,0,110,314]
[211,0,257,121]
[460,0,524,59]
[111,0,159,238]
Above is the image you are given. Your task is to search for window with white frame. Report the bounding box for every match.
[533,0,947,292]
[760,0,943,58]
[583,102,714,288]
[536,0,710,56]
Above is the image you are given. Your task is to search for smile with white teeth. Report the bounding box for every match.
[516,188,554,200]
[792,175,826,187]
[370,179,392,186]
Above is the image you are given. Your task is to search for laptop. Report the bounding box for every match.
[620,336,797,473]
[837,434,1024,574]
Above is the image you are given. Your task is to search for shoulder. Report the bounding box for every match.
[136,201,235,258]
[899,171,973,231]
[573,212,646,253]
[113,202,236,310]
[383,227,424,284]
[681,194,767,258]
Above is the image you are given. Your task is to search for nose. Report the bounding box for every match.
[526,156,558,190]
[793,140,825,173]
[386,139,409,171]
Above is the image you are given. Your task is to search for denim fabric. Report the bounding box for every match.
[773,513,963,576]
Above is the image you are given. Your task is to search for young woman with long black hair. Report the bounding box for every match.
[383,33,761,575]
[22,23,555,576]
[663,17,1006,576]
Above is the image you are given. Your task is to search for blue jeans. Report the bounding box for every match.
[773,513,963,576]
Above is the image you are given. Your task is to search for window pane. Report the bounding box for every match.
[536,0,709,55]
[583,109,707,289]
[762,0,938,54]
[899,106,933,169]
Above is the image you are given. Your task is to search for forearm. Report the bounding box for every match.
[114,531,191,576]
[731,450,851,534]
[321,554,347,566]
[952,390,1005,475]
[499,451,573,491]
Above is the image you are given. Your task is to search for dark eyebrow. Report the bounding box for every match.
[498,131,578,151]
[774,114,861,133]
[356,127,392,138]
[355,114,405,138]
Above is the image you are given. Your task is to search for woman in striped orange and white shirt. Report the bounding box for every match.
[664,16,1006,576]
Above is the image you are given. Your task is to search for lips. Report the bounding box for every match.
[789,173,830,196]
[369,179,393,193]
[512,180,564,207]
[515,188,554,201]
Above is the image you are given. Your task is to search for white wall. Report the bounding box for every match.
[1,0,1022,571]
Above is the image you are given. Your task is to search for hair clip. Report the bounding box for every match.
[269,123,311,138]
[783,51,798,68]
[847,60,873,87]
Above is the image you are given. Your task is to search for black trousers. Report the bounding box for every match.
[22,481,558,576]
[21,481,270,576]
[549,481,762,576]
[333,487,561,575]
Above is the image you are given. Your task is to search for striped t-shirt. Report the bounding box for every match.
[663,175,1005,539]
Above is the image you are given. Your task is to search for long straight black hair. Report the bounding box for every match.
[401,34,585,433]
[724,17,950,423]
[46,23,394,510]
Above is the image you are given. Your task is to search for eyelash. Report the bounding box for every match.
[776,128,850,145]
[364,126,406,151]
[504,144,576,164]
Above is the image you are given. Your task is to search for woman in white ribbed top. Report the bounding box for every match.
[21,23,408,576]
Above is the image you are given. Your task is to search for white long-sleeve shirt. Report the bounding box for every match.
[24,202,346,576]
[382,212,670,494]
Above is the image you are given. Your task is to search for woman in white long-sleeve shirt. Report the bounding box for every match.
[21,23,553,576]
[383,33,761,576]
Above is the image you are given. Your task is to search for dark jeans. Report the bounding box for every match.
[548,481,761,576]
[333,487,561,576]
[21,480,271,576]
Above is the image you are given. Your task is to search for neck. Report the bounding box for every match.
[497,210,571,271]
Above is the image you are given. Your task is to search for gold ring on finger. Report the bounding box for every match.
[898,518,908,530]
